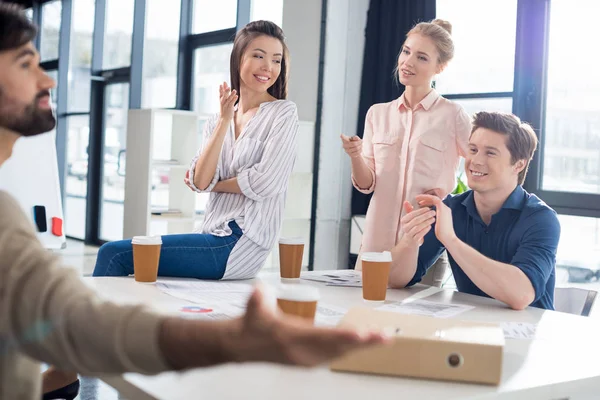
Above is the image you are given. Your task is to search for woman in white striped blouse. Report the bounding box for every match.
[94,20,298,280]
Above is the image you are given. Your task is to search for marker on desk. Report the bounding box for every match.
[32,205,47,232]
[51,217,63,237]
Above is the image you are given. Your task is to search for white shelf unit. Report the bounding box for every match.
[123,108,206,239]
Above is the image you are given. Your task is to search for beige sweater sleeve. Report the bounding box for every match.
[0,191,169,375]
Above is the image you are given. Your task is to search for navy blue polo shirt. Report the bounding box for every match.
[408,186,560,310]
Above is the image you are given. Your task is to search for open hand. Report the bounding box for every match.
[340,134,363,159]
[219,82,238,121]
[230,286,390,366]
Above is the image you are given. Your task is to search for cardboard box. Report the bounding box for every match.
[330,307,505,385]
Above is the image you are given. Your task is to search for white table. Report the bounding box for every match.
[84,274,600,400]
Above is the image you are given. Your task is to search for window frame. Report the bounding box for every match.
[436,0,600,219]
[175,0,250,110]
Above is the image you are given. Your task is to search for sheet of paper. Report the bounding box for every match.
[159,286,250,305]
[376,299,475,319]
[325,281,363,288]
[401,286,444,303]
[159,279,349,325]
[301,270,362,286]
[175,305,240,320]
[314,303,348,327]
[157,280,253,319]
[501,322,537,339]
[157,280,253,293]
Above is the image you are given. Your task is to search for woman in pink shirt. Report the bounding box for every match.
[342,19,471,275]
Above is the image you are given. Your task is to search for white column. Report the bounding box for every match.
[313,0,370,270]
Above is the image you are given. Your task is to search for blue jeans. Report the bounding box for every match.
[92,221,243,280]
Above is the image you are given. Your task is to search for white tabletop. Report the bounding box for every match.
[84,274,600,400]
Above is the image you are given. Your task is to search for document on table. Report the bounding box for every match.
[301,270,362,287]
[157,280,253,293]
[157,280,253,318]
[376,299,475,319]
[501,322,537,339]
[176,306,240,320]
[158,280,349,325]
[315,304,348,327]
[326,281,363,288]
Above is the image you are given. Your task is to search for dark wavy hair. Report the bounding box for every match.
[230,20,289,101]
[0,3,37,52]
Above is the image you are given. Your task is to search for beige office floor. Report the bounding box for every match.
[57,239,100,276]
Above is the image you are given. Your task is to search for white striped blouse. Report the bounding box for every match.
[188,100,299,279]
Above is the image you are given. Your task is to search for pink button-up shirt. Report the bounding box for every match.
[353,89,471,255]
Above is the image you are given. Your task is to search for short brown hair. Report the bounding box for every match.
[230,20,289,101]
[0,3,37,52]
[472,112,538,185]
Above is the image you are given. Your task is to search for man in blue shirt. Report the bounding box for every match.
[388,111,560,310]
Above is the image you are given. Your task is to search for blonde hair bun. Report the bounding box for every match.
[405,19,455,65]
[431,19,452,35]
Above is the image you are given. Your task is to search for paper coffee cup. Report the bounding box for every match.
[278,237,304,280]
[132,235,162,283]
[276,284,319,322]
[361,251,392,302]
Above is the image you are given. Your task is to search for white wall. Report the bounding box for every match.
[282,0,322,122]
[262,0,323,270]
[270,0,369,271]
[313,0,369,270]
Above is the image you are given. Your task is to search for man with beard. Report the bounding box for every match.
[0,4,388,400]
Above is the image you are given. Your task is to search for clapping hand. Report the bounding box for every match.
[399,201,436,246]
[219,82,238,121]
[416,194,456,246]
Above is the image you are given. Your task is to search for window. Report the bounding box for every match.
[193,0,238,34]
[100,83,130,241]
[192,43,233,212]
[68,0,95,112]
[555,215,600,286]
[435,0,518,191]
[542,0,600,195]
[65,115,91,240]
[193,43,233,115]
[435,0,517,95]
[452,98,512,117]
[435,0,517,118]
[40,0,62,61]
[103,0,135,69]
[142,0,182,108]
[251,0,284,27]
[47,70,58,104]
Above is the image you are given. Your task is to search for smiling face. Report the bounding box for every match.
[397,33,444,88]
[465,127,526,194]
[238,35,283,96]
[0,41,56,136]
